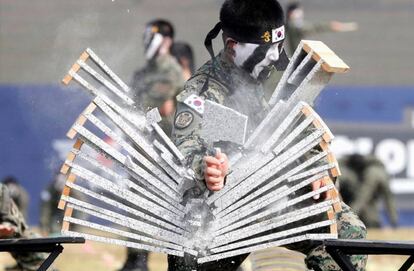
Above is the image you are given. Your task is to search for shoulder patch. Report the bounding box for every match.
[184,94,205,115]
[174,111,194,129]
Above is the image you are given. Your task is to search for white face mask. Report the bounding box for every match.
[233,42,281,79]
[144,33,163,60]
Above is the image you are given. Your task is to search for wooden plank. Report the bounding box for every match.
[66,103,97,139]
[58,173,77,210]
[327,208,338,234]
[62,207,74,232]
[62,51,90,85]
[301,40,350,73]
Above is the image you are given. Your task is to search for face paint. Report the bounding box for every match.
[143,25,164,60]
[234,42,282,80]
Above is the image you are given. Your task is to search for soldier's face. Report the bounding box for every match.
[233,42,283,80]
[143,26,164,60]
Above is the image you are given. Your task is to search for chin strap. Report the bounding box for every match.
[204,22,222,60]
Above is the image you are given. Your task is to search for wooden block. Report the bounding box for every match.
[301,40,350,73]
[60,164,70,175]
[61,51,90,85]
[73,139,84,150]
[330,164,342,178]
[327,208,338,234]
[319,141,329,152]
[62,207,74,231]
[66,104,96,139]
[66,128,78,139]
[58,173,77,210]
[301,105,334,143]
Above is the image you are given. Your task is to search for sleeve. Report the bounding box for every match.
[379,172,399,227]
[350,166,382,214]
[171,77,225,186]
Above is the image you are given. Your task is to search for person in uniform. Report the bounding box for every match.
[0,183,47,271]
[130,19,184,137]
[169,0,367,270]
[120,19,185,271]
[1,176,29,221]
[339,154,398,228]
[286,2,358,55]
[171,41,195,81]
[39,173,66,235]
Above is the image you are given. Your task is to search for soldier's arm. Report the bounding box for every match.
[380,174,399,227]
[172,78,226,188]
[350,166,381,214]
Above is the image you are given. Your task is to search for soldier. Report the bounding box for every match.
[130,19,185,137]
[171,41,195,81]
[120,19,185,271]
[39,173,66,235]
[338,154,398,228]
[169,0,367,270]
[286,2,358,55]
[0,183,47,271]
[1,176,29,221]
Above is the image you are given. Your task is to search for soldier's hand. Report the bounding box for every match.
[203,151,229,191]
[311,177,332,200]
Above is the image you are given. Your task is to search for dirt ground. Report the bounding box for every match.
[0,228,413,271]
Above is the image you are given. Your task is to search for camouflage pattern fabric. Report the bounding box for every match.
[131,53,184,136]
[169,51,368,271]
[339,155,398,228]
[1,184,47,271]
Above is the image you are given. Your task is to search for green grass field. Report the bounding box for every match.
[1,228,413,271]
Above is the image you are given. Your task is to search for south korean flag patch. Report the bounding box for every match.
[183,94,205,115]
[272,25,285,43]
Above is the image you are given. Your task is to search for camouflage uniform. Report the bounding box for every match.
[169,51,367,271]
[339,155,398,228]
[0,184,47,271]
[131,53,184,136]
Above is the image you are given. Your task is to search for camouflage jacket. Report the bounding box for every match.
[131,54,184,111]
[172,51,269,189]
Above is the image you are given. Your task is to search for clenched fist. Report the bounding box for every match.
[203,150,229,191]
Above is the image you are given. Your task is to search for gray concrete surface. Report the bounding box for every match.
[0,0,414,85]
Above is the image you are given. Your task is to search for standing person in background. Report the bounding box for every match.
[39,173,66,235]
[121,19,185,271]
[0,183,47,271]
[1,176,29,221]
[131,19,184,137]
[285,1,358,55]
[339,154,399,228]
[171,42,195,81]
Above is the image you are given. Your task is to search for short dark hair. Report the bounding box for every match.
[146,19,175,39]
[171,42,195,74]
[2,176,19,185]
[286,2,302,16]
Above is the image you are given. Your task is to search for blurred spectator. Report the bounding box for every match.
[338,154,398,228]
[171,41,195,80]
[39,173,65,235]
[1,183,47,270]
[130,19,184,137]
[2,176,29,220]
[285,1,358,55]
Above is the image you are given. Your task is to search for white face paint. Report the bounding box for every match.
[145,33,163,60]
[233,43,259,67]
[251,43,281,79]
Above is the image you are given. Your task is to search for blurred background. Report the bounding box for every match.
[1,0,414,270]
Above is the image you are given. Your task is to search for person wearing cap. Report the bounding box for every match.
[131,19,185,137]
[170,0,367,270]
[0,183,47,271]
[286,2,358,55]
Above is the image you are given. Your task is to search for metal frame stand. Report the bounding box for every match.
[311,239,414,271]
[0,237,85,271]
